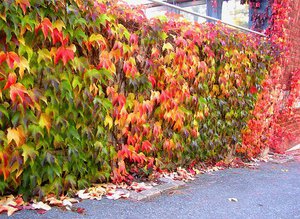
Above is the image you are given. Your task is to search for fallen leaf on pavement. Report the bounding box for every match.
[0,205,19,216]
[76,207,85,214]
[228,198,238,202]
[106,190,130,200]
[62,199,73,207]
[0,195,21,216]
[32,201,52,211]
[46,196,63,205]
[64,197,79,203]
[129,182,153,192]
[77,190,91,200]
[36,209,47,214]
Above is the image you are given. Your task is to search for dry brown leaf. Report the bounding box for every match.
[6,206,19,216]
[130,182,153,192]
[32,201,51,211]
[62,199,72,207]
[77,190,90,200]
[46,197,63,205]
[63,197,79,203]
[106,190,129,200]
[0,195,20,216]
[0,195,15,206]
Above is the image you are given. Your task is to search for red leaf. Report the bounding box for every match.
[3,73,17,90]
[36,18,53,38]
[9,83,34,108]
[250,86,258,94]
[6,52,20,69]
[148,75,156,87]
[62,35,69,46]
[54,46,74,66]
[129,34,138,45]
[51,28,63,45]
[142,140,152,153]
[36,209,47,214]
[76,207,85,214]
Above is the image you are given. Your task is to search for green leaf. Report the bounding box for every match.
[11,112,20,127]
[101,98,112,111]
[69,125,80,140]
[95,14,110,26]
[72,76,83,91]
[19,44,33,62]
[74,18,87,26]
[65,174,77,188]
[0,105,9,119]
[28,124,44,138]
[74,28,87,41]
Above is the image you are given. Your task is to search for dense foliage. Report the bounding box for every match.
[237,0,296,156]
[0,0,274,198]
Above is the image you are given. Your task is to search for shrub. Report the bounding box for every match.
[0,0,273,198]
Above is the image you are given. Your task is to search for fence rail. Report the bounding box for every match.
[147,0,266,37]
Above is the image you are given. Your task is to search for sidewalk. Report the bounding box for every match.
[7,157,300,219]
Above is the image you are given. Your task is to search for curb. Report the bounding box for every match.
[269,155,294,164]
[129,178,186,201]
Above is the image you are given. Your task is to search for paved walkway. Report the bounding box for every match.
[8,158,300,219]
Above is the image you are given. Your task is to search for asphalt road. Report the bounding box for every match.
[6,160,300,219]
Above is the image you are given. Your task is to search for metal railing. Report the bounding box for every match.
[147,0,266,37]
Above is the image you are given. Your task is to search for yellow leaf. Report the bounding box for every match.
[104,114,113,130]
[18,56,30,78]
[16,169,23,179]
[212,85,219,94]
[89,33,106,45]
[162,42,174,51]
[7,126,25,147]
[22,144,38,163]
[39,113,51,134]
[0,11,6,21]
[52,19,65,31]
[38,48,52,63]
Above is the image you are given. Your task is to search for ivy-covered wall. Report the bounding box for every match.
[0,0,275,198]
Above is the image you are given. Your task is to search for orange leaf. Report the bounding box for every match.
[3,72,17,90]
[35,18,53,38]
[0,52,6,65]
[7,126,26,147]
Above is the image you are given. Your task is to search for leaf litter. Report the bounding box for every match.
[0,156,267,216]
